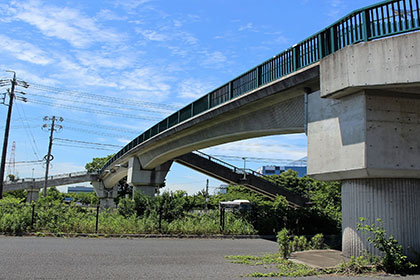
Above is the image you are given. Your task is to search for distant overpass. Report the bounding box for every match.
[4,171,98,201]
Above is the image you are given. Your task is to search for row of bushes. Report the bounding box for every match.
[0,195,255,235]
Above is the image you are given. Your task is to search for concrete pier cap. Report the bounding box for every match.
[127,157,172,198]
[307,31,420,260]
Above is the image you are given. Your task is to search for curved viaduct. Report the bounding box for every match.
[95,65,319,195]
[93,0,420,261]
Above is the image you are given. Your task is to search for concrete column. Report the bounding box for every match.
[91,181,118,209]
[127,157,172,197]
[342,178,420,259]
[308,90,420,261]
[26,187,39,203]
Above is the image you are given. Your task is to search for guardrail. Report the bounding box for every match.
[4,171,95,185]
[101,0,420,173]
[192,151,265,178]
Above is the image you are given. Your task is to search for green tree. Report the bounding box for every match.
[85,154,113,173]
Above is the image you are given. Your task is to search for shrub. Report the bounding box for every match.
[118,198,135,217]
[311,233,324,249]
[277,228,290,259]
[357,217,417,274]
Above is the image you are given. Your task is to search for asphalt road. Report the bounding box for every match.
[0,237,279,279]
[0,237,418,280]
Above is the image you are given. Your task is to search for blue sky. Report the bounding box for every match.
[0,0,379,194]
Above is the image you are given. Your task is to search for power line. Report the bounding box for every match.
[15,102,41,160]
[11,116,140,135]
[6,160,43,164]
[54,138,123,148]
[54,143,118,152]
[27,98,161,121]
[28,91,169,115]
[63,118,139,134]
[29,82,179,111]
[64,126,136,138]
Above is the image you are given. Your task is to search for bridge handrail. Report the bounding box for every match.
[192,151,264,178]
[4,171,96,184]
[101,0,420,173]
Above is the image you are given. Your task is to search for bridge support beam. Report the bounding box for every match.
[91,181,118,209]
[127,157,172,197]
[308,90,420,260]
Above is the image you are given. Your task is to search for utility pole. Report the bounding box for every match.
[205,179,209,210]
[242,157,247,180]
[0,71,28,199]
[42,116,63,197]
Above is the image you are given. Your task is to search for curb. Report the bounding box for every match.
[0,232,276,240]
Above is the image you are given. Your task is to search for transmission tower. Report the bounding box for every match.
[6,141,16,180]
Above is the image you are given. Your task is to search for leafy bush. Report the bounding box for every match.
[277,228,290,259]
[311,233,324,249]
[118,197,135,217]
[357,217,417,274]
[0,197,32,233]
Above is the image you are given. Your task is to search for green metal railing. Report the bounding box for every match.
[101,0,420,173]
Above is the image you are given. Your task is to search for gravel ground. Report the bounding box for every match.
[0,236,418,280]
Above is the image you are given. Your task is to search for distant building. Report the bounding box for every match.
[68,186,94,193]
[257,165,307,177]
[215,184,229,194]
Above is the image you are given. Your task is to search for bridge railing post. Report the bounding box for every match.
[361,10,371,42]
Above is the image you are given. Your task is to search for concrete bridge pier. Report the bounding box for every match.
[308,90,420,260]
[91,181,118,209]
[308,32,420,260]
[127,157,172,197]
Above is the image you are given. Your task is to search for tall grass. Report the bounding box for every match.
[0,198,256,235]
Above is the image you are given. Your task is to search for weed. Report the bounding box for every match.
[357,217,417,274]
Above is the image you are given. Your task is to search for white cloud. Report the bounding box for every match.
[118,68,172,99]
[138,29,168,41]
[96,9,127,21]
[177,78,214,99]
[201,51,227,68]
[238,22,257,32]
[75,49,136,70]
[327,0,346,19]
[117,138,131,144]
[11,0,122,48]
[202,135,307,160]
[0,34,52,65]
[114,0,151,11]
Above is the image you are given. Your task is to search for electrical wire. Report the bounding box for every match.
[64,126,135,138]
[54,143,118,152]
[54,138,123,148]
[29,82,179,111]
[7,160,43,164]
[28,91,169,115]
[15,102,41,160]
[12,116,140,135]
[27,98,161,121]
[61,118,140,134]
